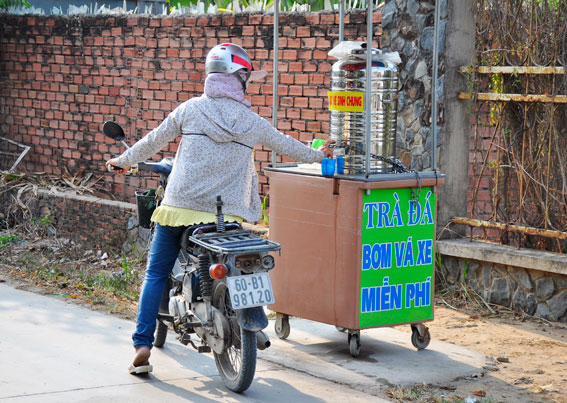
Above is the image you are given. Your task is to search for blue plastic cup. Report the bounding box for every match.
[336,157,345,174]
[321,158,335,176]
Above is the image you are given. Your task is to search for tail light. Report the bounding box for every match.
[262,255,275,270]
[209,263,227,280]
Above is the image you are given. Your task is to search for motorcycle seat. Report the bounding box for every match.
[137,157,174,176]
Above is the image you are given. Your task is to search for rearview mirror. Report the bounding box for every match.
[103,121,125,141]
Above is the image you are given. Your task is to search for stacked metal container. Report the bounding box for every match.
[329,48,399,174]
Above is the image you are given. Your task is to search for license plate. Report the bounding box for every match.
[226,272,275,309]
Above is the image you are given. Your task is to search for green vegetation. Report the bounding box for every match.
[0,234,17,248]
[0,0,30,10]
[170,0,382,12]
[489,72,503,126]
[39,213,52,226]
[20,252,143,301]
[534,0,564,11]
[80,257,143,300]
[261,194,269,226]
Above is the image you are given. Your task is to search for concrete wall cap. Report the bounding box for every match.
[437,239,567,276]
[37,188,136,211]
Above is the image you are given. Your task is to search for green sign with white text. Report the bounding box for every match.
[359,187,436,327]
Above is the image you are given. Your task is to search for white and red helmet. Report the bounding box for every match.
[206,43,253,75]
[205,43,267,87]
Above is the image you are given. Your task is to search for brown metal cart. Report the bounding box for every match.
[263,0,445,356]
[266,167,444,356]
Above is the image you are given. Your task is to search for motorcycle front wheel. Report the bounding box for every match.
[212,280,257,393]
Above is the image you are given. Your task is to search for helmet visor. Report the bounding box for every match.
[249,70,268,82]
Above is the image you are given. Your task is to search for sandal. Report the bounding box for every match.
[128,347,153,375]
[128,363,153,374]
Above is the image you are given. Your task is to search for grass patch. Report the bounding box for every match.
[1,235,146,319]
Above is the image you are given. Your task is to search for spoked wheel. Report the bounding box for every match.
[154,321,168,348]
[212,281,256,393]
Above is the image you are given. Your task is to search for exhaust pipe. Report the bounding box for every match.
[256,330,271,350]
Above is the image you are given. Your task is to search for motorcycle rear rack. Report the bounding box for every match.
[189,230,281,255]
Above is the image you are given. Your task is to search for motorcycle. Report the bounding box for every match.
[103,121,280,393]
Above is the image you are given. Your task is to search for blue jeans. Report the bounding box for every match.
[132,224,185,349]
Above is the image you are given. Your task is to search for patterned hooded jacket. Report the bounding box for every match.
[114,93,324,222]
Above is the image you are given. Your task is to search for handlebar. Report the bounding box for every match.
[107,157,174,177]
[107,163,135,173]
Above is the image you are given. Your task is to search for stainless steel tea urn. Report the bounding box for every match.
[329,48,399,174]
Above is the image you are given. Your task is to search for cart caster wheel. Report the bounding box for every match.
[275,313,290,340]
[335,326,347,333]
[348,332,361,357]
[411,325,431,350]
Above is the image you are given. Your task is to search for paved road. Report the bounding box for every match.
[0,283,487,402]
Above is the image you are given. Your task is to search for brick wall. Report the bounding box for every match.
[467,105,499,241]
[21,189,136,249]
[0,11,381,208]
[468,107,495,216]
[467,104,526,244]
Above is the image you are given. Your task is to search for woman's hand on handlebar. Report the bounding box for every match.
[105,158,130,175]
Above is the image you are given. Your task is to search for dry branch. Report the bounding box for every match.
[452,217,567,240]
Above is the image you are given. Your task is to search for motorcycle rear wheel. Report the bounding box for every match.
[212,281,257,393]
[154,321,168,348]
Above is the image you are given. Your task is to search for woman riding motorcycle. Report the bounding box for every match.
[106,43,333,374]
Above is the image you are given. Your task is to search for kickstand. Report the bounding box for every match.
[179,333,211,353]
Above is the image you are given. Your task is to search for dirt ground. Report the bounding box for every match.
[396,306,567,402]
[1,232,566,403]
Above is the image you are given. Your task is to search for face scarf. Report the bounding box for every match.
[204,73,251,108]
